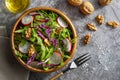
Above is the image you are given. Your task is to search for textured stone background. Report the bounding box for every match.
[1,0,120,80]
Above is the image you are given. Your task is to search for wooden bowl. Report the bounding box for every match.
[11,7,78,73]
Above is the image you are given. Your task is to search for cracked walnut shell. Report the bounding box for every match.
[68,0,82,6]
[84,34,91,44]
[87,23,97,31]
[80,1,94,15]
[107,21,119,28]
[99,0,112,6]
[96,15,104,24]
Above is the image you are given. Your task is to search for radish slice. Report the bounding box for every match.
[50,51,62,65]
[18,42,30,53]
[21,15,34,26]
[63,38,72,52]
[36,18,49,22]
[29,12,40,16]
[29,61,40,68]
[57,17,68,28]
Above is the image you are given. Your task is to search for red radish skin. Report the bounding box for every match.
[57,17,68,28]
[35,17,49,22]
[18,42,30,54]
[29,12,40,16]
[54,51,62,57]
[21,15,34,26]
[63,38,72,52]
[50,51,62,65]
[37,19,49,22]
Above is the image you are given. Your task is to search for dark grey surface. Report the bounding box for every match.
[1,0,120,80]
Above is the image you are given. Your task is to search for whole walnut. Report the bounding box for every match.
[68,0,83,6]
[80,1,94,15]
[99,0,112,6]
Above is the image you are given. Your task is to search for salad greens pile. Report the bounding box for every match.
[14,10,75,70]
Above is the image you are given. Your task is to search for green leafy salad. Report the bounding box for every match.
[14,10,75,70]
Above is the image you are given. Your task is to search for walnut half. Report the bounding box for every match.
[87,23,97,31]
[107,21,119,28]
[84,34,91,44]
[25,28,31,39]
[28,44,35,57]
[96,15,104,24]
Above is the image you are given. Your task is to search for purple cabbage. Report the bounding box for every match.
[37,62,44,65]
[45,18,50,22]
[50,38,58,47]
[27,54,36,65]
[45,29,52,38]
[39,24,50,29]
[37,31,46,39]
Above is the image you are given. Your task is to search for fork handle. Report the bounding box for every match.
[50,72,63,80]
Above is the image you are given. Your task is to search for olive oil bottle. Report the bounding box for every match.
[5,0,29,13]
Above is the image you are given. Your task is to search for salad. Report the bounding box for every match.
[14,10,75,70]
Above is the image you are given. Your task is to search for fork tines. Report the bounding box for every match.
[74,53,91,66]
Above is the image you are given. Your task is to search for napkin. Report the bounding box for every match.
[0,26,7,37]
[0,26,29,80]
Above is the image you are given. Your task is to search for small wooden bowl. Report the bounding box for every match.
[11,7,78,73]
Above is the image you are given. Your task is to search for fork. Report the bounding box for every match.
[50,53,91,80]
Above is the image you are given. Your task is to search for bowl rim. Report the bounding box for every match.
[11,6,78,73]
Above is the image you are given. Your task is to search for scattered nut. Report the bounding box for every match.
[96,14,104,24]
[44,39,50,46]
[99,0,112,6]
[87,23,97,31]
[68,0,83,6]
[28,44,35,57]
[107,21,119,28]
[25,28,31,39]
[80,1,94,15]
[84,34,91,44]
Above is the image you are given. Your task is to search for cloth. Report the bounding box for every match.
[0,26,29,80]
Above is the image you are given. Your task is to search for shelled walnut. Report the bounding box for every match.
[44,39,50,46]
[68,0,83,6]
[96,15,104,24]
[99,0,112,6]
[28,44,35,57]
[80,1,94,15]
[84,34,91,44]
[107,21,119,28]
[87,23,97,31]
[55,27,63,34]
[25,28,31,39]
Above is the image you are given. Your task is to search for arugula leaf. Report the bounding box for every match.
[35,15,44,20]
[15,50,29,61]
[59,28,71,40]
[51,29,56,38]
[15,26,28,33]
[20,39,27,46]
[44,47,54,59]
[71,36,78,43]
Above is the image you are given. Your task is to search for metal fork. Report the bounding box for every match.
[50,53,91,80]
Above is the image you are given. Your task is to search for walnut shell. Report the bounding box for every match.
[99,0,112,6]
[68,0,83,6]
[80,1,94,15]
